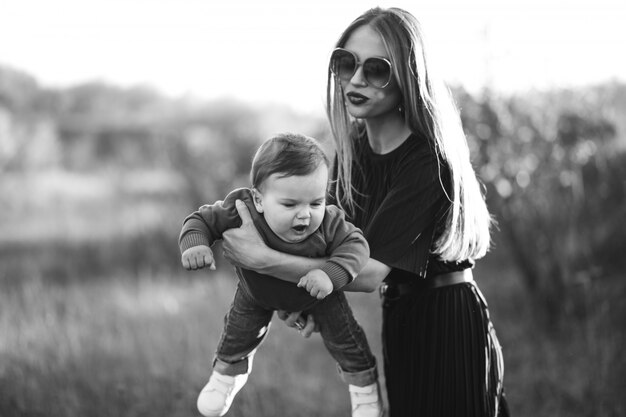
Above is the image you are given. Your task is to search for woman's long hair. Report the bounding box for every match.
[326,7,492,261]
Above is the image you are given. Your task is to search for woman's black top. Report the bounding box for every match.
[331,132,472,284]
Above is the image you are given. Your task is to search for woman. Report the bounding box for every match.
[222,7,509,417]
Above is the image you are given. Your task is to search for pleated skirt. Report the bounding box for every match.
[382,281,510,417]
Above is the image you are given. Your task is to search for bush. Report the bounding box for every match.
[456,87,626,325]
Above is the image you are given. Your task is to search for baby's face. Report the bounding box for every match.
[253,165,328,243]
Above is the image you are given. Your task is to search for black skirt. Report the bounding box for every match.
[382,281,510,417]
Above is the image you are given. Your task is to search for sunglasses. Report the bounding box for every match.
[329,48,393,88]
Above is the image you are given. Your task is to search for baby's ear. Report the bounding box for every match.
[251,188,264,213]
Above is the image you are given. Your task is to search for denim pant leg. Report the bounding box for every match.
[214,284,273,377]
[309,291,378,387]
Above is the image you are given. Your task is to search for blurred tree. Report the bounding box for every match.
[158,99,329,208]
[0,66,40,112]
[159,99,264,207]
[0,67,61,173]
[456,87,626,326]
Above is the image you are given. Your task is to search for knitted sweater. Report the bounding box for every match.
[179,188,369,311]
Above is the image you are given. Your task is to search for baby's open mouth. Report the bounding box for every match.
[292,225,307,233]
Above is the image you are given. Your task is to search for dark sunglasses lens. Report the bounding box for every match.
[331,50,356,80]
[363,58,392,88]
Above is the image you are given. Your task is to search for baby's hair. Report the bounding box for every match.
[250,133,329,190]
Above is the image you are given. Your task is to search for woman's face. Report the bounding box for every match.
[340,24,403,120]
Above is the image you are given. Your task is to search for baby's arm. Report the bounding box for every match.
[319,205,371,289]
[294,208,368,299]
[181,245,216,271]
[179,188,251,272]
[297,269,333,299]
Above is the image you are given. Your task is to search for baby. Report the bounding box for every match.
[179,133,382,417]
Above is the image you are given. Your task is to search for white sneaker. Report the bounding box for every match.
[196,371,248,417]
[349,382,384,417]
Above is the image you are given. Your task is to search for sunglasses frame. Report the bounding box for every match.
[330,47,393,89]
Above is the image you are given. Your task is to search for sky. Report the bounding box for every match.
[1,0,625,113]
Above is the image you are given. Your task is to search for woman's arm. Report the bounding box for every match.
[341,257,391,292]
[221,200,328,283]
[222,200,390,290]
[238,195,389,335]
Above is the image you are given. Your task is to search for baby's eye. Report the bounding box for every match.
[282,203,295,208]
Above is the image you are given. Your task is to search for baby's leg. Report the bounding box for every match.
[197,285,273,417]
[309,291,378,386]
[310,292,383,417]
[214,284,273,376]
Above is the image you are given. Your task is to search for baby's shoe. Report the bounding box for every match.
[197,371,248,417]
[349,382,384,417]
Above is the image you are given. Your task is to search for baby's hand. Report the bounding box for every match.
[297,269,333,299]
[181,246,216,271]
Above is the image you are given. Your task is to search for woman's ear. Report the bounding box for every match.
[251,188,264,213]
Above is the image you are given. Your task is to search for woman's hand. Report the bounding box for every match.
[276,310,318,338]
[222,199,269,270]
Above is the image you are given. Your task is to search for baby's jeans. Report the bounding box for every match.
[214,284,378,387]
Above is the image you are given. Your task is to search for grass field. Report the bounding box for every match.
[2,249,624,417]
[0,268,379,417]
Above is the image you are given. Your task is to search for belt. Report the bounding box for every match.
[379,269,474,300]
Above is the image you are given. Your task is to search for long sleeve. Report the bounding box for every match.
[178,188,251,254]
[318,205,370,289]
